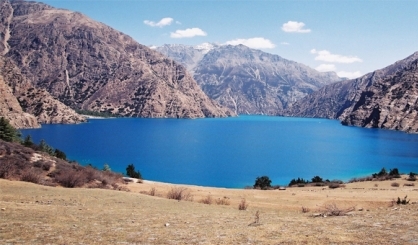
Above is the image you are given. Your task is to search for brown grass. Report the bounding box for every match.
[199,195,213,205]
[2,177,418,244]
[238,198,249,210]
[166,187,193,201]
[215,196,231,205]
[320,203,356,216]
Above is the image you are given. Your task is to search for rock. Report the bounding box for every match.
[165,223,170,227]
[358,208,364,211]
[0,1,234,119]
[284,52,418,133]
[0,57,40,128]
[157,44,342,115]
[1,208,5,211]
[312,213,323,218]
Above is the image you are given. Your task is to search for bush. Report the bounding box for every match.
[20,169,42,184]
[199,195,213,205]
[253,176,272,190]
[396,196,410,205]
[166,187,193,201]
[126,164,142,179]
[311,176,323,183]
[56,169,87,188]
[238,198,248,210]
[320,203,355,216]
[0,160,14,178]
[328,183,341,189]
[391,182,400,187]
[215,197,230,205]
[407,172,417,181]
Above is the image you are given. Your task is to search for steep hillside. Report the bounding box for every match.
[0,0,232,119]
[285,52,418,133]
[0,56,87,126]
[157,44,342,115]
[0,66,39,128]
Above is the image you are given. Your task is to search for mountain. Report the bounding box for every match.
[153,43,216,73]
[0,58,40,129]
[285,52,418,133]
[0,0,233,123]
[0,56,87,126]
[156,44,342,115]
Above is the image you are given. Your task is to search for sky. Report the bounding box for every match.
[40,0,418,79]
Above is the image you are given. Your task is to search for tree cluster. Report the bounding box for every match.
[253,176,272,190]
[288,177,309,187]
[372,167,400,178]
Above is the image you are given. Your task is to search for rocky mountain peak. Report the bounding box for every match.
[284,51,418,133]
[157,43,342,115]
[0,0,233,121]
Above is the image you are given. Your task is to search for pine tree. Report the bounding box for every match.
[126,164,142,179]
[23,135,34,147]
[0,117,21,142]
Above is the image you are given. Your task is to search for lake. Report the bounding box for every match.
[22,116,418,188]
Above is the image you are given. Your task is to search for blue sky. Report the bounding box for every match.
[41,0,418,79]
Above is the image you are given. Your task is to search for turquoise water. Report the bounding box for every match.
[22,116,418,188]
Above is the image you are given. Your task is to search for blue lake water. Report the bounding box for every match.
[22,116,418,188]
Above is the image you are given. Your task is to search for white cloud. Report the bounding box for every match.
[170,28,207,38]
[282,21,311,33]
[337,71,363,79]
[280,42,290,45]
[315,64,336,72]
[311,49,363,63]
[144,17,173,28]
[225,37,275,49]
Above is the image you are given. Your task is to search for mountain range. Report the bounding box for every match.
[0,0,232,128]
[284,52,418,133]
[156,44,343,115]
[0,0,416,133]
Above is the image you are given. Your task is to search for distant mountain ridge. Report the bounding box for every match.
[156,44,342,115]
[285,51,418,133]
[0,0,233,128]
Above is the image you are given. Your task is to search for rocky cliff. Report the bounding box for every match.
[0,0,232,119]
[285,52,418,133]
[0,56,87,126]
[157,44,342,115]
[0,64,40,129]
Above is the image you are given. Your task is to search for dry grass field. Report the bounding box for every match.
[1,176,418,244]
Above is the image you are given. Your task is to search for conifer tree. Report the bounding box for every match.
[0,117,21,142]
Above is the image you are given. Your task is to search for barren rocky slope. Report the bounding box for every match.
[0,65,39,128]
[0,56,86,126]
[157,44,342,115]
[0,0,232,119]
[285,52,418,133]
